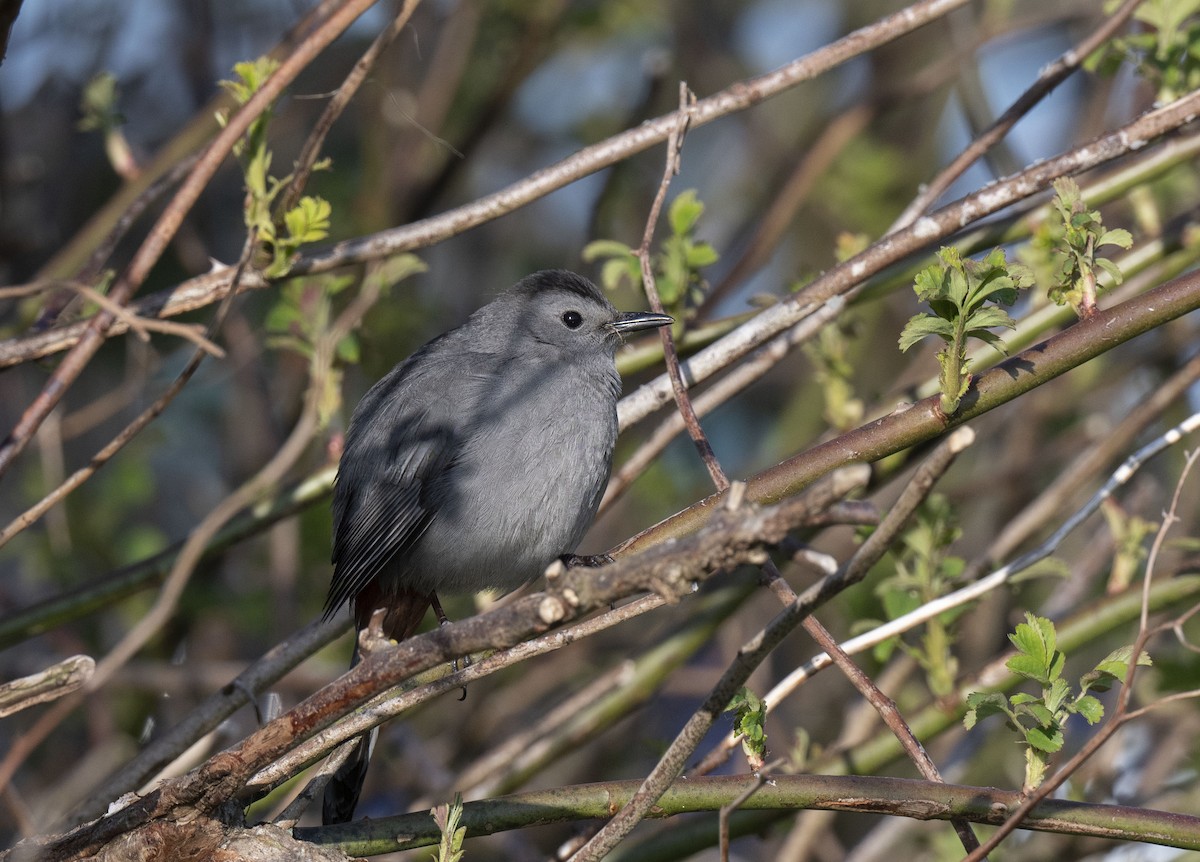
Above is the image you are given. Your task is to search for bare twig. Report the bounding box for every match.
[0,0,379,479]
[636,83,726,490]
[890,0,1145,230]
[0,0,973,374]
[278,0,422,214]
[0,656,93,719]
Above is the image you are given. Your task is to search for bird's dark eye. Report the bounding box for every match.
[561,310,583,329]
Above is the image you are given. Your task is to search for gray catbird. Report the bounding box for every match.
[321,269,671,823]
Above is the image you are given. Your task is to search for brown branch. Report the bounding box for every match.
[10,467,868,862]
[0,656,93,719]
[636,83,728,491]
[617,265,1200,555]
[278,0,422,214]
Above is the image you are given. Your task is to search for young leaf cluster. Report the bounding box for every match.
[1088,0,1200,103]
[964,613,1151,791]
[1023,178,1132,319]
[265,255,425,426]
[431,793,466,862]
[584,189,718,320]
[725,687,769,771]
[855,495,967,698]
[218,58,332,278]
[803,321,865,431]
[898,247,1032,415]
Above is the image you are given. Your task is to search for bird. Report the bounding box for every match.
[321,269,672,824]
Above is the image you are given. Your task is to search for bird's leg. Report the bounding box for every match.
[429,591,471,688]
[560,552,614,568]
[429,591,450,626]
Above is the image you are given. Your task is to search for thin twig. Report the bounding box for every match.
[0,0,379,479]
[735,411,1200,761]
[67,283,225,356]
[890,0,1145,231]
[278,0,422,214]
[718,758,787,862]
[636,83,727,492]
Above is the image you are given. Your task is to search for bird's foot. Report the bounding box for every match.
[560,552,614,569]
[430,591,471,689]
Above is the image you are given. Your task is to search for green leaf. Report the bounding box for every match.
[1021,701,1056,727]
[582,239,635,261]
[668,189,705,236]
[1010,614,1056,669]
[1044,677,1071,714]
[963,691,1009,729]
[963,305,1016,331]
[912,265,949,302]
[685,242,719,268]
[284,196,332,245]
[1095,257,1125,285]
[1006,653,1047,682]
[1026,725,1064,753]
[898,314,954,351]
[1098,228,1133,248]
[1072,695,1104,724]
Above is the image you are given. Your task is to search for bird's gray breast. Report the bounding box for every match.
[407,359,619,593]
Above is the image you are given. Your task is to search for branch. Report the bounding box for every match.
[0,0,972,371]
[293,773,1200,856]
[13,467,867,862]
[618,266,1200,553]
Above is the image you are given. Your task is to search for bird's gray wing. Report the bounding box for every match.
[323,345,482,618]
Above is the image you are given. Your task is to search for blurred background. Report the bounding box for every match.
[2,0,1199,859]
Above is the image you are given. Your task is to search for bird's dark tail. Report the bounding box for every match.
[321,587,433,825]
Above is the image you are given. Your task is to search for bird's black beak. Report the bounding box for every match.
[610,310,674,335]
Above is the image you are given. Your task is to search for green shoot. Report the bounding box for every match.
[584,189,719,321]
[218,58,333,277]
[803,320,864,432]
[431,793,466,862]
[855,495,967,698]
[1087,0,1200,103]
[964,613,1151,792]
[725,687,769,771]
[898,247,1032,416]
[1025,178,1133,319]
